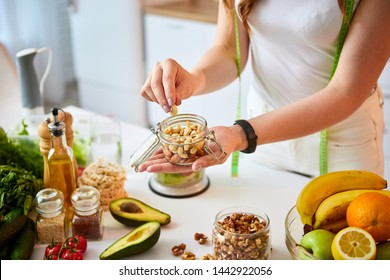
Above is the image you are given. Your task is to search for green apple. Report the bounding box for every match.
[299,229,335,260]
[376,241,390,260]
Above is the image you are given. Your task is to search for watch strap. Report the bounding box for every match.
[234,119,258,154]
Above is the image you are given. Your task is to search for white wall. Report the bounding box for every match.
[69,0,147,126]
[0,0,75,107]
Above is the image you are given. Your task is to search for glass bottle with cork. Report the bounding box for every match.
[46,108,77,234]
[38,108,78,188]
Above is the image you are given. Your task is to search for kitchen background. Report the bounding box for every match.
[0,0,389,177]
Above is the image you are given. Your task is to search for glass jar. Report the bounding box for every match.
[71,186,103,240]
[212,206,271,260]
[35,188,66,244]
[130,114,226,170]
[130,114,224,197]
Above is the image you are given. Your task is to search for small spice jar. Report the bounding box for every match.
[35,188,66,244]
[71,186,103,240]
[212,206,271,260]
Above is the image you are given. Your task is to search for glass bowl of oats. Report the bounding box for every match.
[212,206,271,260]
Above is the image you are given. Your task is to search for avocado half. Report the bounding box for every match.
[109,197,171,226]
[99,221,161,260]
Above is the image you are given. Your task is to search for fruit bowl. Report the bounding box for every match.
[285,205,320,260]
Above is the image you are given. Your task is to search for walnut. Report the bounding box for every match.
[194,233,208,245]
[200,254,215,260]
[181,251,196,260]
[171,243,186,256]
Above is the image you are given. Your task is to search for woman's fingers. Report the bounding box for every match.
[140,74,157,103]
[150,62,171,112]
[161,59,178,107]
[140,59,182,112]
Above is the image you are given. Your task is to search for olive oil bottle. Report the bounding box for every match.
[47,108,77,234]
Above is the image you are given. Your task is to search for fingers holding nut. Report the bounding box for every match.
[170,104,178,116]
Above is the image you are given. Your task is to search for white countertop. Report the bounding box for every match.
[31,106,311,260]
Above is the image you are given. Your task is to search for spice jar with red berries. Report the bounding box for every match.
[71,186,103,240]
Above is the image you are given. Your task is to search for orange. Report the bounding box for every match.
[346,191,390,243]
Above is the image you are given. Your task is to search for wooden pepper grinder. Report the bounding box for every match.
[38,108,79,188]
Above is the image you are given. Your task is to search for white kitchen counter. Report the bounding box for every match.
[30,106,311,260]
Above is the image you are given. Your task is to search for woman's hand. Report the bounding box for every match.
[137,125,246,173]
[140,58,204,113]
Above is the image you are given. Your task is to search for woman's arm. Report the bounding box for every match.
[140,0,249,111]
[246,0,390,146]
[191,0,250,95]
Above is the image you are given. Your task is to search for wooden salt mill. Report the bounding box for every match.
[37,108,79,188]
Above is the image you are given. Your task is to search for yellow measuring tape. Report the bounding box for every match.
[231,12,242,177]
[320,0,354,175]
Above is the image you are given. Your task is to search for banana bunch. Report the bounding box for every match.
[296,170,388,233]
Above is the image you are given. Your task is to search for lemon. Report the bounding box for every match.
[331,226,376,260]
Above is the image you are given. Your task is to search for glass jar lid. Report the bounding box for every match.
[71,186,100,214]
[35,188,64,216]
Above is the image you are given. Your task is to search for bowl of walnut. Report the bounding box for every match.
[212,206,271,260]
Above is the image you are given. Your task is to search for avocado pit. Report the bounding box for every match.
[109,197,171,226]
[120,201,143,214]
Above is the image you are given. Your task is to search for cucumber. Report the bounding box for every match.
[10,217,36,260]
[0,210,27,248]
[99,221,161,260]
[3,208,24,223]
[0,244,11,260]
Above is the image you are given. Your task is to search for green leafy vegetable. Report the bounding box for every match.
[0,127,43,179]
[0,165,43,215]
[18,119,29,136]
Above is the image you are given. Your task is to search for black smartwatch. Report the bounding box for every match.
[234,119,258,154]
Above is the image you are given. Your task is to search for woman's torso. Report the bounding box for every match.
[239,0,384,177]
[245,0,360,108]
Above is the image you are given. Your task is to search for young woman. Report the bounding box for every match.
[138,0,389,177]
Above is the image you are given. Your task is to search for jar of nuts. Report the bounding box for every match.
[212,206,271,260]
[130,114,226,171]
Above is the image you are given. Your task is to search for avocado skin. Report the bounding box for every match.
[109,197,171,227]
[99,221,161,260]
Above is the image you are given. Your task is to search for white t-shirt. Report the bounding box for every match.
[239,0,384,177]
[247,0,359,108]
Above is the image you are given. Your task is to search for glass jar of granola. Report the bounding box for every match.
[35,188,66,244]
[212,206,271,260]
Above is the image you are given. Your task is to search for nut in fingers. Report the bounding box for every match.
[170,104,178,116]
